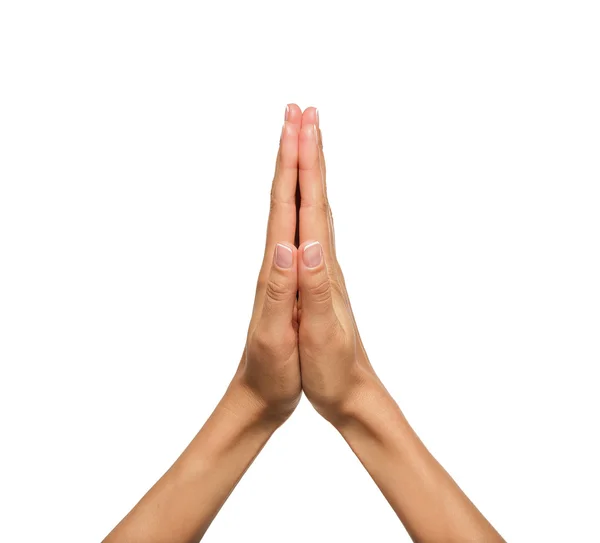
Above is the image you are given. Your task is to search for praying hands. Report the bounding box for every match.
[103,104,505,543]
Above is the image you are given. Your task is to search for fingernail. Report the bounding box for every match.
[285,104,290,121]
[275,243,293,269]
[315,108,319,126]
[303,242,322,268]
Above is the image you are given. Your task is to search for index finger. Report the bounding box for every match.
[298,107,335,265]
[257,104,302,288]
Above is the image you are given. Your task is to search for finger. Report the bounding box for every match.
[314,111,335,257]
[298,107,335,267]
[297,240,337,322]
[298,111,350,313]
[260,242,298,334]
[285,102,303,129]
[303,107,326,176]
[303,107,339,264]
[262,104,301,268]
[272,104,302,216]
[313,110,336,260]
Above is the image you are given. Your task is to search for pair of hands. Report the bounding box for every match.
[231,104,379,426]
[104,104,505,543]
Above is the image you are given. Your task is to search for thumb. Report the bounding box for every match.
[298,241,335,320]
[260,242,298,332]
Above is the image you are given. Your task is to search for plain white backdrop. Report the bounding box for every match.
[1,1,599,541]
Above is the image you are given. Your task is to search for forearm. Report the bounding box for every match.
[104,381,278,543]
[336,377,505,543]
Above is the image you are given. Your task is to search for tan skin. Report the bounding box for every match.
[103,104,505,543]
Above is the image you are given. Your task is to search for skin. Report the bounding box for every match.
[103,104,505,543]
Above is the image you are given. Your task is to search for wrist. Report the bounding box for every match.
[329,372,405,434]
[221,377,292,433]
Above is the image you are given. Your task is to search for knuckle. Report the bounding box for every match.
[269,196,294,214]
[251,325,295,360]
[252,327,274,355]
[265,278,291,303]
[301,317,345,353]
[301,198,329,214]
[307,277,331,304]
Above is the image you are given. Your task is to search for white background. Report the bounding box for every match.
[1,2,599,541]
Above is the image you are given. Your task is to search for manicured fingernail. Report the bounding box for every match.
[285,104,290,121]
[303,242,322,268]
[275,243,293,269]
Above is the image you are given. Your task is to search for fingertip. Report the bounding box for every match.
[302,106,318,127]
[281,119,300,142]
[286,103,303,126]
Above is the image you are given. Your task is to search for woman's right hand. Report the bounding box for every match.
[229,104,305,426]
